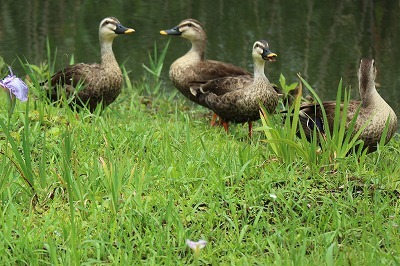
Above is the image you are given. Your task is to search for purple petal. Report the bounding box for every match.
[186,239,197,249]
[186,239,207,250]
[197,240,207,249]
[2,74,28,102]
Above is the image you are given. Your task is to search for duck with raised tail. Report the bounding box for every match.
[298,58,398,152]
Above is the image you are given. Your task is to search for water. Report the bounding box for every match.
[1,0,399,117]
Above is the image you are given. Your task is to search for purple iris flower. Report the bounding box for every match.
[186,239,207,256]
[0,67,28,102]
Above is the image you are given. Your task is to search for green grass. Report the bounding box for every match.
[0,46,399,265]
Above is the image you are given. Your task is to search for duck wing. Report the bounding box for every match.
[49,63,99,88]
[190,60,252,86]
[298,100,362,138]
[46,63,99,101]
[200,75,253,95]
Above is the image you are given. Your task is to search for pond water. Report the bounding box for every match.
[1,0,399,118]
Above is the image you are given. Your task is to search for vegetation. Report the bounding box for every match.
[0,43,399,265]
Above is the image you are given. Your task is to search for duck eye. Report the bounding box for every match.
[187,23,192,27]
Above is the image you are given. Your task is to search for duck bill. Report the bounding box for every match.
[262,50,277,62]
[160,26,181,36]
[115,23,135,34]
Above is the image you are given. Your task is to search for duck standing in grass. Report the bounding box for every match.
[191,40,278,137]
[43,17,134,112]
[298,58,397,152]
[160,18,252,124]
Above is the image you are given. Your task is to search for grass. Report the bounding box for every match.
[0,44,399,265]
[257,74,376,173]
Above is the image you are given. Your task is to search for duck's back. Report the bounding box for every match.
[170,56,251,105]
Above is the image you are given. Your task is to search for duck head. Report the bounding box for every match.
[252,40,277,62]
[160,18,206,43]
[99,17,135,41]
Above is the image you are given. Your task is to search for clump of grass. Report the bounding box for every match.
[299,77,365,158]
[257,73,387,172]
[257,74,320,172]
[140,40,170,96]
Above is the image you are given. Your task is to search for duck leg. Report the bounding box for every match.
[210,113,219,126]
[248,121,253,138]
[222,120,229,133]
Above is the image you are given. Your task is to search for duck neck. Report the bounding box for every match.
[253,60,269,83]
[360,81,382,108]
[186,38,206,61]
[100,38,118,69]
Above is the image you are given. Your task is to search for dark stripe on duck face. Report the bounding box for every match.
[253,41,265,49]
[179,20,203,31]
[101,18,119,28]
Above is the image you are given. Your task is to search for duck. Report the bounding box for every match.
[43,17,134,112]
[191,40,279,137]
[298,58,398,153]
[160,18,252,124]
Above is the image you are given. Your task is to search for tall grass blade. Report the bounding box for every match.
[0,111,36,196]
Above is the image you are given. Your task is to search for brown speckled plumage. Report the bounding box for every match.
[45,17,134,111]
[192,40,279,134]
[160,19,251,107]
[299,58,398,152]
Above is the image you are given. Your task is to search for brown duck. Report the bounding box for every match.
[191,40,279,136]
[298,58,398,152]
[44,17,134,112]
[160,18,252,123]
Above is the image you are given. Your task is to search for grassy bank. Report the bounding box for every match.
[0,51,399,265]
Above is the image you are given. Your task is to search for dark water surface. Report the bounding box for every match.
[1,0,399,117]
